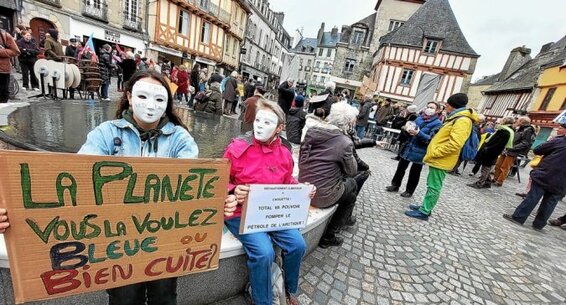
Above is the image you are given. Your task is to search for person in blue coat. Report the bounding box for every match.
[386,102,442,197]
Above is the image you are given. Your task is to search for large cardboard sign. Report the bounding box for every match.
[0,150,228,303]
[239,184,311,234]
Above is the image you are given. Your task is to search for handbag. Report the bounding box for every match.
[529,155,542,168]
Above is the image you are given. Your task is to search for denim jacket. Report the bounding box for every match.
[78,118,199,158]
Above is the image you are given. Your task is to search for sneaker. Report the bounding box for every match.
[400,192,413,198]
[23,87,30,91]
[548,219,563,226]
[502,214,523,226]
[385,185,399,192]
[286,292,299,305]
[319,235,343,248]
[515,193,527,198]
[391,156,400,161]
[531,225,544,232]
[408,204,421,211]
[404,210,429,220]
[467,182,490,189]
[468,173,475,177]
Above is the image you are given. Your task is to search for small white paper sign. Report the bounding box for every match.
[239,184,312,234]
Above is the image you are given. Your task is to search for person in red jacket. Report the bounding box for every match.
[0,29,20,103]
[175,65,189,104]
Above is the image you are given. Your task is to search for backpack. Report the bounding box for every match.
[194,91,207,102]
[455,117,480,161]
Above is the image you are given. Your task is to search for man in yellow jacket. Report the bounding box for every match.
[405,93,480,220]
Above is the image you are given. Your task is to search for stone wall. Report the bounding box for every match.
[332,44,372,82]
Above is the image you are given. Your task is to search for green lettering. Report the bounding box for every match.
[93,161,132,205]
[144,174,161,203]
[189,210,202,226]
[179,174,197,201]
[124,173,144,204]
[25,217,59,243]
[189,168,218,199]
[56,172,77,207]
[20,163,61,209]
[88,244,106,263]
[160,175,182,202]
[202,176,219,198]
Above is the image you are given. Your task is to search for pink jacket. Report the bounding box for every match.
[224,135,297,219]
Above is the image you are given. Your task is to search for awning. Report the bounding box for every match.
[195,56,217,66]
[149,43,182,58]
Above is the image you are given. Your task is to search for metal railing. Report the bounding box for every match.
[188,0,230,24]
[81,0,108,22]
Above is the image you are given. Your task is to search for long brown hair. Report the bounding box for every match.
[115,70,188,130]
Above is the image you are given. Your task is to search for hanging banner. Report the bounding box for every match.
[0,150,228,303]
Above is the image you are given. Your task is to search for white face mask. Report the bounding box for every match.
[424,107,436,116]
[130,81,168,124]
[253,110,279,142]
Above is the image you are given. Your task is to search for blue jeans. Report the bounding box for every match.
[356,125,366,139]
[101,82,110,99]
[225,217,306,305]
[511,182,564,229]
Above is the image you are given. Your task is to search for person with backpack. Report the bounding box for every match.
[467,117,515,189]
[385,102,442,198]
[0,29,20,103]
[404,93,480,220]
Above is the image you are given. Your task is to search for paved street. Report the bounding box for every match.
[295,148,566,305]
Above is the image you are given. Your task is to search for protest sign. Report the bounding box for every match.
[554,110,566,125]
[239,184,311,234]
[0,150,228,303]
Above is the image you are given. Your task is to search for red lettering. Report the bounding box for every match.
[112,264,133,282]
[195,252,212,269]
[82,265,91,288]
[166,256,183,273]
[40,269,81,295]
[94,267,109,285]
[145,258,166,276]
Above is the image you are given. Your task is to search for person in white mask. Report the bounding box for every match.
[222,99,316,305]
[385,102,442,198]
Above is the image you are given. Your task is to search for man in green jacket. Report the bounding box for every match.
[405,93,480,220]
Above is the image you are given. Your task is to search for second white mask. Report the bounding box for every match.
[131,81,168,124]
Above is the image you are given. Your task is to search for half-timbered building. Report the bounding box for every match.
[369,0,478,105]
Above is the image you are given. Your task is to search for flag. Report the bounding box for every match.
[84,33,95,54]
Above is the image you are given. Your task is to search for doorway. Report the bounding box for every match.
[30,18,56,47]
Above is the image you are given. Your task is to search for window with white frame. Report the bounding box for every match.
[233,39,238,55]
[344,58,356,73]
[352,29,365,45]
[318,48,323,56]
[225,36,230,53]
[125,0,138,21]
[423,39,440,54]
[178,10,190,36]
[400,69,414,85]
[201,22,210,44]
[388,20,404,32]
[326,48,332,57]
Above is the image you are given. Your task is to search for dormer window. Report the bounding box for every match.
[352,29,365,45]
[423,39,441,54]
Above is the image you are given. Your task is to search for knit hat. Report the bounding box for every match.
[447,93,468,109]
[407,105,418,113]
[295,95,305,107]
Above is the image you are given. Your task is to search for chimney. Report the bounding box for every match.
[331,26,339,37]
[497,46,532,82]
[317,22,325,42]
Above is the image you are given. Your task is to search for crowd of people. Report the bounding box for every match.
[1,22,566,305]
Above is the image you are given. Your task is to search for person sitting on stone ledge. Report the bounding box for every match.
[299,102,370,248]
[222,99,316,305]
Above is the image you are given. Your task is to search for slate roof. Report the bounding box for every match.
[320,32,341,47]
[354,13,376,30]
[472,74,500,86]
[380,0,478,57]
[293,38,317,53]
[485,35,566,93]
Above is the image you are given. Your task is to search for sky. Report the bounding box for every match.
[269,0,566,81]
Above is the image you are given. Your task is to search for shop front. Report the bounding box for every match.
[69,17,145,55]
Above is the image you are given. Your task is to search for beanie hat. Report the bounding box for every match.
[407,105,418,113]
[447,93,468,109]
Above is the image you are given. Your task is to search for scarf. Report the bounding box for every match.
[122,110,170,154]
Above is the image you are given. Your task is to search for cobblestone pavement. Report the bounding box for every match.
[296,148,566,305]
